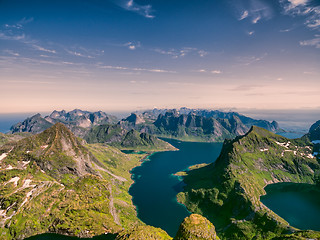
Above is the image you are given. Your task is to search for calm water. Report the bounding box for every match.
[0,113,35,133]
[277,132,305,139]
[261,183,320,231]
[129,139,223,237]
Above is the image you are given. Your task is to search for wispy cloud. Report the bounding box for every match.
[32,44,57,54]
[300,36,320,48]
[239,10,249,20]
[6,80,54,85]
[120,0,155,18]
[3,49,20,56]
[280,0,320,30]
[0,32,26,41]
[99,64,176,73]
[230,84,264,91]
[234,0,273,24]
[195,69,222,74]
[3,17,34,30]
[153,47,208,58]
[124,41,141,50]
[236,53,267,65]
[65,48,94,58]
[198,50,209,57]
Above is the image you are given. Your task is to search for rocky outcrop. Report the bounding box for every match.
[174,214,219,240]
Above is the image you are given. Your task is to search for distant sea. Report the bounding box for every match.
[0,113,39,133]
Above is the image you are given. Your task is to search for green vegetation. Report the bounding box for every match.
[0,123,146,239]
[174,214,219,240]
[177,126,320,239]
[84,124,176,152]
[115,225,172,240]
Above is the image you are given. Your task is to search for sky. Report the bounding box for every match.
[0,0,319,113]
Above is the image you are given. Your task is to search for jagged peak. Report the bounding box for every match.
[23,113,42,120]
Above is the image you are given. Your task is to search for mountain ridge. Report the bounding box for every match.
[177,124,320,239]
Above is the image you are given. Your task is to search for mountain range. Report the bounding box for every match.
[10,109,118,137]
[9,108,282,143]
[1,116,320,239]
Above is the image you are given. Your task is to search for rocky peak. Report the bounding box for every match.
[124,113,145,125]
[12,122,97,178]
[10,113,53,134]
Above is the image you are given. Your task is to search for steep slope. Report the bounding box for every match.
[303,120,320,159]
[0,123,144,239]
[177,126,320,239]
[84,124,127,145]
[6,123,97,178]
[153,111,237,142]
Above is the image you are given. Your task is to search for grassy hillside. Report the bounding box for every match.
[0,123,146,239]
[85,124,176,152]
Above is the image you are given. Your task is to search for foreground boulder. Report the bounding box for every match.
[174,214,219,240]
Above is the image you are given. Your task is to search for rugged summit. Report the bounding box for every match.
[45,109,118,127]
[120,108,281,142]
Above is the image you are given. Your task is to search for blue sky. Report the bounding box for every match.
[0,0,319,113]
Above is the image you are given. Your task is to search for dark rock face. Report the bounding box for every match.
[309,120,320,141]
[174,214,219,240]
[10,113,53,134]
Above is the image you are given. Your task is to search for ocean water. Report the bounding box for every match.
[0,113,36,133]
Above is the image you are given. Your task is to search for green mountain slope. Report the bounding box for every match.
[0,123,144,239]
[177,126,320,239]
